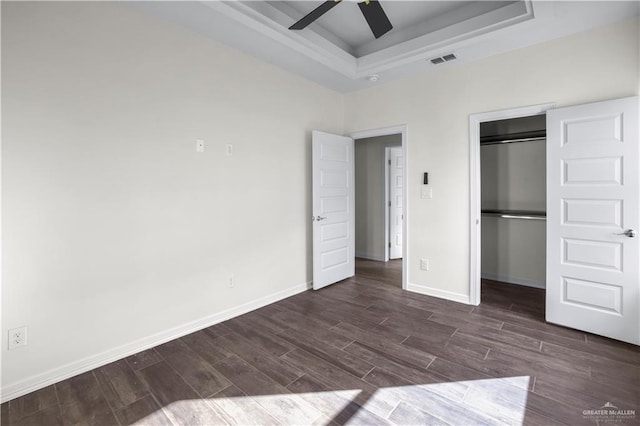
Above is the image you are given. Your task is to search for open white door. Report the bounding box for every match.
[388,147,404,260]
[547,96,639,345]
[312,131,355,290]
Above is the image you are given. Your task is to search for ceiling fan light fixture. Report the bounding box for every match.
[289,0,392,40]
[367,74,380,82]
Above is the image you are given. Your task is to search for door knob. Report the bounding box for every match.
[314,216,327,221]
[616,229,637,238]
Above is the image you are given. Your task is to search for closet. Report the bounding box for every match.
[480,114,547,289]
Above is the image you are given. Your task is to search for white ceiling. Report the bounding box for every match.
[130,1,639,92]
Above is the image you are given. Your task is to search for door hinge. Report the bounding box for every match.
[388,201,391,207]
[388,159,391,166]
[389,242,391,248]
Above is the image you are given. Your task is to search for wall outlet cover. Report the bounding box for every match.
[8,326,27,350]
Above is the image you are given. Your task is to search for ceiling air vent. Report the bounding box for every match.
[430,53,457,65]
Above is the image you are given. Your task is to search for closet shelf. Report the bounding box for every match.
[481,210,546,220]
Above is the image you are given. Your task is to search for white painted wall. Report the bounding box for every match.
[354,135,401,261]
[1,2,343,399]
[344,16,639,302]
[481,141,546,287]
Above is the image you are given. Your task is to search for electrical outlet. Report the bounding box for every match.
[228,275,235,288]
[225,144,233,156]
[8,326,27,350]
[420,258,430,271]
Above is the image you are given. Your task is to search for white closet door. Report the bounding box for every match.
[546,96,639,345]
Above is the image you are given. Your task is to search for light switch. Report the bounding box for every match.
[196,139,205,153]
[421,188,432,199]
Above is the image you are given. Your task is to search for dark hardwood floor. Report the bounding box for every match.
[3,258,639,425]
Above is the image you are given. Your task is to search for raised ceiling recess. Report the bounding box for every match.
[130,1,640,92]
[241,0,533,77]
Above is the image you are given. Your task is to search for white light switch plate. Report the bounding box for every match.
[420,259,430,270]
[421,188,432,199]
[196,139,205,153]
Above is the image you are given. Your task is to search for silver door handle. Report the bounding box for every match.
[313,216,327,221]
[616,229,637,238]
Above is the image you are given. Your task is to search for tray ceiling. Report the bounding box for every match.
[130,1,639,92]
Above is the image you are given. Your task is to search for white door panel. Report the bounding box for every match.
[547,96,639,345]
[389,147,404,260]
[312,131,355,290]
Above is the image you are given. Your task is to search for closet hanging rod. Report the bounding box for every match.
[480,136,546,146]
[480,129,546,145]
[481,210,546,220]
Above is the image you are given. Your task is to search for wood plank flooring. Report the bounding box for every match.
[3,258,639,425]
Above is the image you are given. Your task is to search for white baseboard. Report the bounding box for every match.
[481,273,546,289]
[355,252,386,262]
[1,281,312,403]
[406,282,471,304]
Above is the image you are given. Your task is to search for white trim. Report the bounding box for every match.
[406,282,471,305]
[355,252,386,262]
[0,1,4,396]
[469,103,554,306]
[1,281,311,403]
[384,147,391,262]
[481,273,546,289]
[350,125,408,291]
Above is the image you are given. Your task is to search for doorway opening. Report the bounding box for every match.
[469,104,553,306]
[351,126,407,290]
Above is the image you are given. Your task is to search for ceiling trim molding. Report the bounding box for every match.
[203,0,535,81]
[355,1,535,77]
[202,1,358,78]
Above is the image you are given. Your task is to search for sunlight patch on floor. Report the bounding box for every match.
[362,376,532,425]
[133,377,531,425]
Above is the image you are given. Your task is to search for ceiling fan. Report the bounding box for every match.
[289,0,393,39]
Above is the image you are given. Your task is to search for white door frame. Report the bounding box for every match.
[469,104,554,306]
[351,125,408,291]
